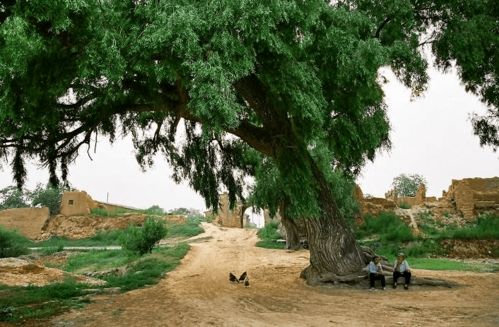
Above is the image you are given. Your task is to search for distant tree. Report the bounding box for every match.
[145,205,165,215]
[0,186,28,210]
[29,184,64,215]
[392,174,427,197]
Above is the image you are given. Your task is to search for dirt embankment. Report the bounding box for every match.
[42,223,499,327]
[0,257,104,287]
[40,214,185,240]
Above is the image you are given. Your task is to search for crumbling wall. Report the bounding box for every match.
[386,184,427,207]
[59,191,98,216]
[207,193,245,228]
[441,177,499,220]
[0,207,50,239]
[354,185,396,219]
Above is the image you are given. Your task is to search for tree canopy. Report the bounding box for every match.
[1,1,497,282]
[2,1,495,204]
[392,173,427,197]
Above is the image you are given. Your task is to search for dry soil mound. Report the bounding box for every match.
[0,258,105,287]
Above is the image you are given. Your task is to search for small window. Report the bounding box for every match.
[68,200,74,205]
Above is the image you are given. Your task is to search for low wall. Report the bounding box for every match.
[0,207,50,239]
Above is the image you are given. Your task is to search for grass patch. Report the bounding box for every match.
[256,221,283,249]
[256,239,284,249]
[409,258,499,273]
[0,279,89,323]
[166,216,204,238]
[440,214,499,240]
[398,202,412,209]
[90,207,137,217]
[64,250,136,273]
[356,212,415,243]
[104,244,190,291]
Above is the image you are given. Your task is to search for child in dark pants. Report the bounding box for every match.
[393,252,411,290]
[367,256,386,290]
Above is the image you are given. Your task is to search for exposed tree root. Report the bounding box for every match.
[300,246,457,288]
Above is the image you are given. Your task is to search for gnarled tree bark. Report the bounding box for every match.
[299,159,366,286]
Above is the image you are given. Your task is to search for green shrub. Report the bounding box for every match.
[29,185,64,215]
[104,244,189,291]
[0,227,30,258]
[90,207,132,217]
[398,202,412,209]
[41,244,64,256]
[447,214,499,240]
[257,221,281,241]
[143,205,165,215]
[356,212,415,243]
[120,218,167,255]
[404,239,445,257]
[256,221,283,249]
[167,216,204,238]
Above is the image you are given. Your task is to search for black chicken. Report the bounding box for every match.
[229,272,238,283]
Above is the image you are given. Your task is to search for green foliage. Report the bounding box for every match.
[167,216,204,238]
[257,221,282,241]
[356,212,415,243]
[120,218,167,255]
[29,184,64,215]
[0,226,30,258]
[90,207,135,217]
[0,186,28,209]
[403,239,446,257]
[392,174,426,197]
[0,279,88,323]
[440,214,499,240]
[0,0,498,271]
[144,205,165,215]
[104,244,189,291]
[408,258,499,273]
[1,244,190,322]
[256,221,284,249]
[65,249,135,273]
[40,244,64,256]
[398,202,412,209]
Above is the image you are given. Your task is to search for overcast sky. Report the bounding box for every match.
[0,66,497,211]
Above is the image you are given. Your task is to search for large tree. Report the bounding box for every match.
[0,1,497,284]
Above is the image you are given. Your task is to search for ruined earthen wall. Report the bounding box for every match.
[60,191,98,216]
[442,177,499,220]
[211,193,244,228]
[0,207,50,239]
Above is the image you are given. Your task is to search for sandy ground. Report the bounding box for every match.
[25,223,499,326]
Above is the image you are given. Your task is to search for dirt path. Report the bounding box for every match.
[46,223,498,327]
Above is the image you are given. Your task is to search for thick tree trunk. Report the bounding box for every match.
[279,201,302,250]
[299,162,366,286]
[281,216,302,251]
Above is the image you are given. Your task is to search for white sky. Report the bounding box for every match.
[357,67,498,198]
[0,67,498,210]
